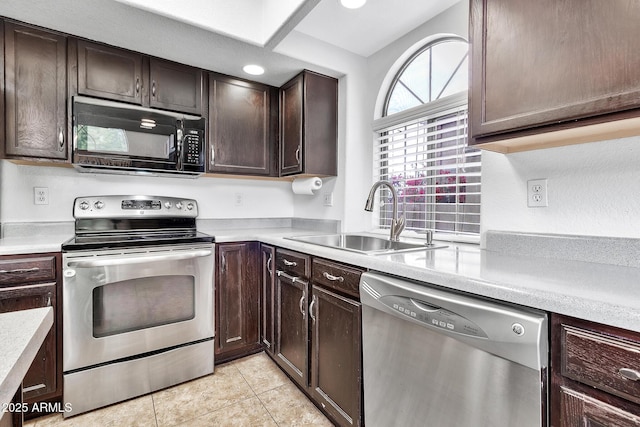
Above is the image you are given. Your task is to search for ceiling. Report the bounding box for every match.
[0,0,463,86]
[113,0,461,57]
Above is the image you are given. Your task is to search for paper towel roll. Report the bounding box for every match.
[292,177,323,195]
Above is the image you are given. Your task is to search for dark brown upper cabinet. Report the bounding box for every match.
[76,40,143,104]
[280,70,337,177]
[76,39,203,115]
[4,22,67,160]
[208,73,277,176]
[0,20,4,154]
[470,0,640,152]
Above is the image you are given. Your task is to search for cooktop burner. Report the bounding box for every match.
[62,195,214,251]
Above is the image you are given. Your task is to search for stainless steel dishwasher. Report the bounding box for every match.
[360,272,548,427]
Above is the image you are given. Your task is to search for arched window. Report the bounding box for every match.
[373,37,480,240]
[385,37,468,115]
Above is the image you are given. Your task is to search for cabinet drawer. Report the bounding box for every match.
[312,258,363,299]
[561,324,640,405]
[276,249,309,279]
[0,256,56,286]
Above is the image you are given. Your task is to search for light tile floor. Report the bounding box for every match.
[24,352,333,427]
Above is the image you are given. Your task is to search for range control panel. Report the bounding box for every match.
[380,295,488,338]
[73,195,198,219]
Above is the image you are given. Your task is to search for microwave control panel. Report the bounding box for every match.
[183,130,203,165]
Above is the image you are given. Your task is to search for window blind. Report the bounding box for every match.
[373,100,480,238]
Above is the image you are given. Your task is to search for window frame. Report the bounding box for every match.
[373,37,479,244]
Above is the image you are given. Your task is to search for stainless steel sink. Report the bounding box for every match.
[285,233,446,255]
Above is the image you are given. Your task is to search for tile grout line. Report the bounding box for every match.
[151,393,159,427]
[231,358,282,426]
[254,384,287,427]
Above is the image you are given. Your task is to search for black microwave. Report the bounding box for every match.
[72,96,206,176]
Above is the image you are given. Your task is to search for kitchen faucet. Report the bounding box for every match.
[364,180,405,242]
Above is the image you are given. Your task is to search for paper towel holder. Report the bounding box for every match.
[291,177,323,195]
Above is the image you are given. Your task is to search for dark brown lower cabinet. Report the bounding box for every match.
[260,244,275,355]
[310,285,362,427]
[215,242,261,363]
[272,249,363,427]
[274,267,309,386]
[0,253,62,420]
[551,314,640,426]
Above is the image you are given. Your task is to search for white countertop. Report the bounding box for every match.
[0,307,54,407]
[0,234,70,256]
[209,229,640,334]
[4,227,640,333]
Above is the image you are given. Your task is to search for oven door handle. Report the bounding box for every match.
[66,249,213,268]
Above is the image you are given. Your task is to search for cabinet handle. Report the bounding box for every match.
[221,254,226,273]
[309,295,317,324]
[276,270,307,286]
[295,147,301,164]
[266,255,273,274]
[135,76,140,94]
[283,259,297,267]
[210,145,215,166]
[152,80,156,97]
[299,294,306,318]
[46,292,52,307]
[0,267,40,274]
[619,368,640,381]
[22,384,46,393]
[322,271,344,282]
[58,128,65,151]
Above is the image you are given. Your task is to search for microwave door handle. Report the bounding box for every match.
[176,125,184,171]
[67,249,213,268]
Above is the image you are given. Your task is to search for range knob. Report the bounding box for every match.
[186,202,194,211]
[176,202,183,210]
[164,201,172,209]
[79,201,89,210]
[94,201,105,210]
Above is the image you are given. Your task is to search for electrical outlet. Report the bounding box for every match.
[34,187,49,205]
[323,192,334,207]
[234,193,243,206]
[527,179,548,207]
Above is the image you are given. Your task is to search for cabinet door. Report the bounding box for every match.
[149,58,202,115]
[0,21,4,154]
[310,285,362,427]
[209,74,276,175]
[470,0,640,142]
[303,71,337,177]
[279,73,304,175]
[261,244,276,355]
[559,387,640,427]
[275,272,309,387]
[215,243,260,363]
[0,283,57,401]
[77,40,143,104]
[4,23,67,159]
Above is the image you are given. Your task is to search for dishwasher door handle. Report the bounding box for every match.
[410,298,441,312]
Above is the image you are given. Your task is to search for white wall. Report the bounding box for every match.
[0,162,293,223]
[481,136,640,241]
[274,31,370,232]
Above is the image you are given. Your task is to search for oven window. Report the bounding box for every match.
[92,275,195,338]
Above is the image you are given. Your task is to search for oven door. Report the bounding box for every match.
[62,244,214,372]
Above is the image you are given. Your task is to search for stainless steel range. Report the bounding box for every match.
[61,195,215,417]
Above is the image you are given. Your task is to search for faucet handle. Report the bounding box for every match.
[391,216,405,241]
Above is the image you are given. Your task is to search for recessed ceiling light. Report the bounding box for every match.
[340,0,366,9]
[243,64,265,76]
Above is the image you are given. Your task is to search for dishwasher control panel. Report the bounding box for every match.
[380,295,488,338]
